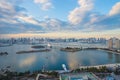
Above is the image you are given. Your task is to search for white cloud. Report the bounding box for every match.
[48,19,61,27]
[39,18,67,30]
[0,0,13,11]
[41,2,53,10]
[78,0,93,11]
[68,0,120,31]
[68,0,94,25]
[34,0,53,11]
[17,15,67,30]
[0,18,18,24]
[0,0,120,34]
[17,15,40,25]
[109,2,120,16]
[0,0,17,24]
[44,15,49,19]
[0,0,43,29]
[34,0,49,4]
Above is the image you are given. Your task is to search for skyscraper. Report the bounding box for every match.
[115,39,120,50]
[108,39,113,49]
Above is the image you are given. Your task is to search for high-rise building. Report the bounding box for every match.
[108,39,113,49]
[108,38,120,50]
[115,39,120,50]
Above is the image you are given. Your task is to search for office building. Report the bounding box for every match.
[115,39,120,50]
[108,39,113,49]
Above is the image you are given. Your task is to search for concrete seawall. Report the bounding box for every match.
[79,63,120,69]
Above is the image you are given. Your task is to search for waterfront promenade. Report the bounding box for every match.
[79,63,120,69]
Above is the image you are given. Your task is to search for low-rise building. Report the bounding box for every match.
[59,72,101,80]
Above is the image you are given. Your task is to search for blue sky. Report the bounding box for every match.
[0,0,120,38]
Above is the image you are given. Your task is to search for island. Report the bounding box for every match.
[16,49,51,54]
[0,52,8,56]
[60,47,120,54]
[31,45,45,48]
[60,47,81,52]
[0,44,12,47]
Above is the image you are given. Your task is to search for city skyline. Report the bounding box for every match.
[0,0,120,38]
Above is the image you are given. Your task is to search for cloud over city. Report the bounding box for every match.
[68,0,120,31]
[0,0,120,35]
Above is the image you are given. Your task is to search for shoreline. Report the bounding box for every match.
[83,48,120,54]
[99,49,120,55]
[79,63,120,69]
[60,47,120,54]
[50,63,120,73]
[0,63,120,73]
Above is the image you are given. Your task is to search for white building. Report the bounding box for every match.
[115,39,120,50]
[108,38,120,50]
[108,39,113,49]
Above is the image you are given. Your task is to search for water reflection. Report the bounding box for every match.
[115,54,120,62]
[107,52,114,62]
[19,55,37,67]
[66,52,80,70]
[0,44,120,72]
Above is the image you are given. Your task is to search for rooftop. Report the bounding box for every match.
[60,72,100,80]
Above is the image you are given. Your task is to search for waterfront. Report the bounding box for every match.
[0,42,120,72]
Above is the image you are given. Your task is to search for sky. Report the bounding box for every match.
[0,0,120,38]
